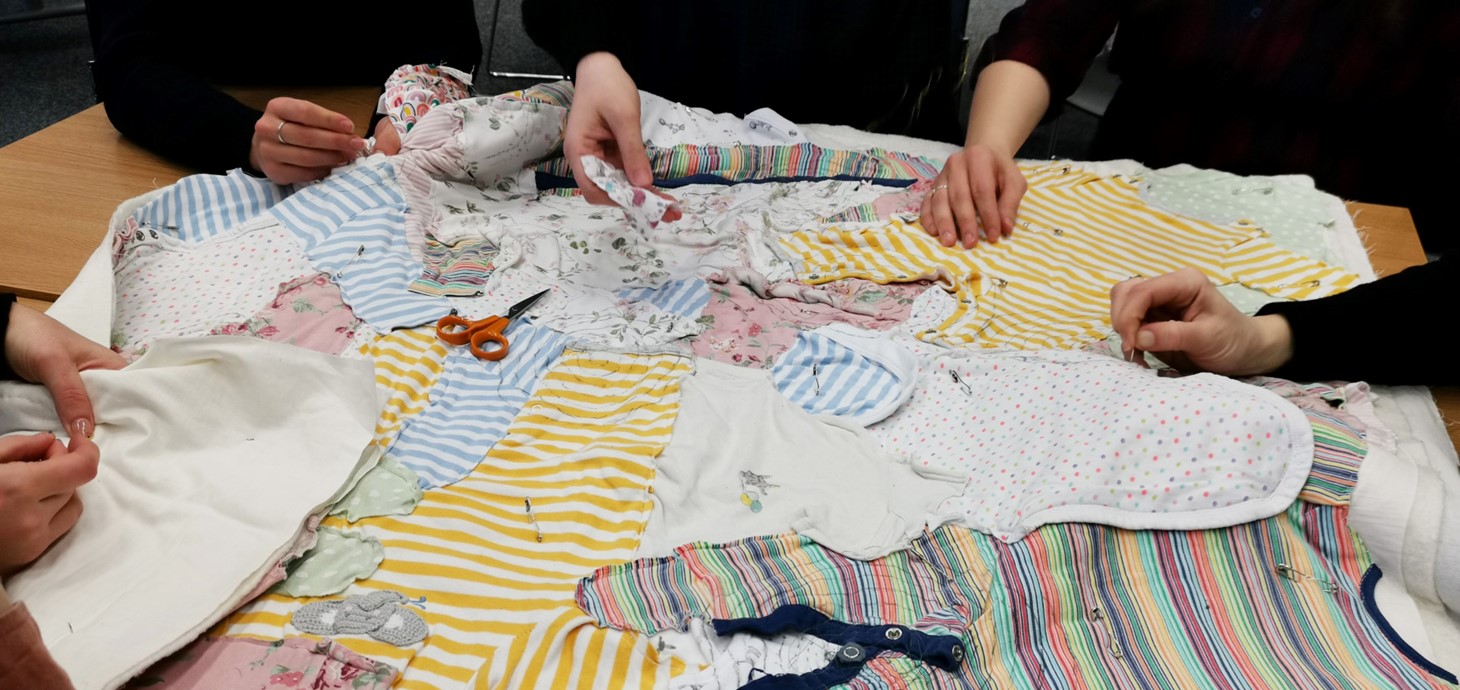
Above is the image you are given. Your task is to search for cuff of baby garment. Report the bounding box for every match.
[0,602,75,690]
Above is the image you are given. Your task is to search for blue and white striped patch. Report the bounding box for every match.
[387,319,567,489]
[269,162,452,330]
[268,164,404,250]
[131,169,291,243]
[771,331,904,424]
[616,277,709,318]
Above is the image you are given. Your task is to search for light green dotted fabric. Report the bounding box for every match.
[328,456,424,523]
[273,526,385,597]
[1139,167,1344,314]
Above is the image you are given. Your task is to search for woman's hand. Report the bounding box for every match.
[920,144,1026,248]
[0,433,97,575]
[1109,268,1294,376]
[250,97,368,185]
[565,52,655,206]
[5,303,126,438]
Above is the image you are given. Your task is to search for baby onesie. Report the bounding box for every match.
[780,163,1363,349]
[868,348,1315,542]
[579,527,985,689]
[638,359,962,560]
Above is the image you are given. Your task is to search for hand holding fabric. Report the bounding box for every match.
[565,52,663,208]
[1109,268,1294,376]
[920,144,1026,249]
[250,98,368,185]
[0,433,97,575]
[4,303,127,439]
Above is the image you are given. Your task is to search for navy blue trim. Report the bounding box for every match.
[713,604,965,689]
[535,171,917,191]
[1360,565,1458,683]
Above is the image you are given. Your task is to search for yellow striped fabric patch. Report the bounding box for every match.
[217,350,693,689]
[780,164,1361,349]
[361,327,449,446]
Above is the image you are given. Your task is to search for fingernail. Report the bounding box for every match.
[72,419,92,439]
[1135,331,1155,349]
[351,138,366,150]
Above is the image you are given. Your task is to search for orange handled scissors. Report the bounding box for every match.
[435,289,550,361]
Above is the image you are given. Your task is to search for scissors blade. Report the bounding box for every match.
[505,290,551,320]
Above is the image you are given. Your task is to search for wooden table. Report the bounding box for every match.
[2,92,1456,452]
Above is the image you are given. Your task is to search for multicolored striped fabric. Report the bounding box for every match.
[218,350,695,690]
[499,80,576,109]
[130,168,292,243]
[770,330,904,423]
[537,144,939,189]
[966,503,1449,689]
[1260,379,1367,506]
[270,162,453,330]
[578,504,1453,689]
[385,320,567,489]
[578,528,987,688]
[780,164,1362,349]
[410,237,500,297]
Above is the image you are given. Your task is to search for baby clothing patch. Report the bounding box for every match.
[869,349,1315,542]
[580,155,680,232]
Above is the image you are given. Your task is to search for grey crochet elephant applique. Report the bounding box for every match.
[291,590,429,646]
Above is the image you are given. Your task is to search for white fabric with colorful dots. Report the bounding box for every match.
[868,348,1314,542]
[112,216,310,357]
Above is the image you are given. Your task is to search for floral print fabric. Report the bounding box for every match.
[209,273,363,355]
[122,636,396,689]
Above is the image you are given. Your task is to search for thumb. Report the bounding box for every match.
[40,365,95,439]
[1134,320,1198,355]
[609,116,652,187]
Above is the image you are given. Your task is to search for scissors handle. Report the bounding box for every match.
[436,314,477,346]
[436,313,511,361]
[469,322,510,361]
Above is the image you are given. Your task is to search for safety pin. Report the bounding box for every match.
[524,498,544,543]
[1275,563,1337,593]
[1088,606,1124,659]
[335,245,366,280]
[949,370,973,396]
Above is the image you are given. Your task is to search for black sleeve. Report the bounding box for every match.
[90,0,262,173]
[1,293,16,381]
[522,0,635,76]
[1257,254,1456,385]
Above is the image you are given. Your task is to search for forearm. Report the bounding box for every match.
[1257,257,1455,385]
[964,61,1051,156]
[99,62,261,173]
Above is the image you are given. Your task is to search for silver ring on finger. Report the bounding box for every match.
[929,184,950,196]
[276,121,290,146]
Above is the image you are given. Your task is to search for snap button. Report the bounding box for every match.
[836,643,865,663]
[952,644,965,662]
[884,627,903,641]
